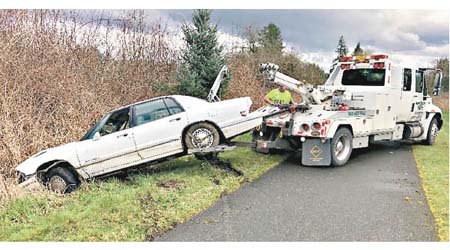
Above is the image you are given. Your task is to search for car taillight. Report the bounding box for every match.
[249,104,254,112]
[313,122,321,130]
[301,124,310,131]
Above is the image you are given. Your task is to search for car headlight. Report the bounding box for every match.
[17,171,31,184]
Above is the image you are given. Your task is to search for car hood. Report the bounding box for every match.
[16,141,80,176]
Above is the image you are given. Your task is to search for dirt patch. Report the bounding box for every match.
[157,180,184,190]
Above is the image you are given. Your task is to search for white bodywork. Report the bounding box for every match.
[16,94,264,181]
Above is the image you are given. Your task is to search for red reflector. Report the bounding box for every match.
[374,63,378,69]
[346,64,351,69]
[370,54,388,60]
[338,105,349,111]
[340,64,346,69]
[379,62,384,68]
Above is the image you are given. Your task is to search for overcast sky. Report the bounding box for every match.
[84,9,449,70]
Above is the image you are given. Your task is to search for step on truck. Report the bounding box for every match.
[254,55,444,166]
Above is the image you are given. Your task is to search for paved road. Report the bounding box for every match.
[157,142,437,241]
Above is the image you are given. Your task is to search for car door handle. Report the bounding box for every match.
[170,117,181,122]
[117,133,128,138]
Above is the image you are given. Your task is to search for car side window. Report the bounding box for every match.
[403,68,411,91]
[99,108,131,136]
[164,98,184,115]
[134,99,170,126]
[415,70,423,93]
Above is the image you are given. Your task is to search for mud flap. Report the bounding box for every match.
[301,138,331,166]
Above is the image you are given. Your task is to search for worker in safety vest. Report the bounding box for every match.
[263,85,294,107]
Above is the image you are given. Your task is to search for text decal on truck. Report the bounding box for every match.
[348,111,367,117]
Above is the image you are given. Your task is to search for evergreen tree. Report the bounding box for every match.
[178,9,228,98]
[258,23,283,54]
[334,35,349,59]
[330,35,349,73]
[352,42,364,56]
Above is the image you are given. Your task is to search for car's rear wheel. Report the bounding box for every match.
[46,167,80,193]
[184,122,220,160]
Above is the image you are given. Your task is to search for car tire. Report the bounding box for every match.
[185,122,220,160]
[46,167,80,193]
[423,117,439,145]
[331,127,353,167]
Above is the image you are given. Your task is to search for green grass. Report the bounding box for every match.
[0,134,286,241]
[413,112,449,241]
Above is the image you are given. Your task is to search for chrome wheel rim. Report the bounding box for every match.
[430,123,438,143]
[191,128,214,148]
[334,135,351,161]
[49,176,67,193]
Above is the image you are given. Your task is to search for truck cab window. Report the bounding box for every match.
[415,70,423,93]
[341,69,385,86]
[403,68,412,91]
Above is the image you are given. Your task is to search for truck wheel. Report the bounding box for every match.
[184,122,220,160]
[331,127,353,167]
[423,117,439,145]
[46,167,80,193]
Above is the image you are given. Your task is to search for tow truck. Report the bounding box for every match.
[253,55,444,166]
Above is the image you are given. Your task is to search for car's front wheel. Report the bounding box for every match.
[45,167,80,193]
[184,122,220,160]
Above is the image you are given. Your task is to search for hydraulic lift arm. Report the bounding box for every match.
[259,63,324,105]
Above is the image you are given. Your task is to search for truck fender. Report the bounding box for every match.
[417,112,442,140]
[326,121,353,139]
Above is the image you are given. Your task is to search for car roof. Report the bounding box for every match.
[106,95,205,114]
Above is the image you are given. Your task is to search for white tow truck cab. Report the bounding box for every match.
[255,55,444,166]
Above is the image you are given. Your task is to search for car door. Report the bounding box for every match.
[77,107,141,177]
[132,97,188,160]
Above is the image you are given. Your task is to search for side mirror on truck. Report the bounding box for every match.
[433,70,443,96]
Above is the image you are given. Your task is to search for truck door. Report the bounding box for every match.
[411,70,426,121]
[399,68,419,122]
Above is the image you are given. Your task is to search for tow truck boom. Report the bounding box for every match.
[259,63,324,105]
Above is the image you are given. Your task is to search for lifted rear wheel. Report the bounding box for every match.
[184,122,220,160]
[331,127,353,167]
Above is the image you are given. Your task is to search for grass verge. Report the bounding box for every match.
[0,135,286,241]
[413,112,449,241]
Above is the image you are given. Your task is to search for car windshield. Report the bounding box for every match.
[80,108,130,140]
[342,69,386,86]
[80,114,111,141]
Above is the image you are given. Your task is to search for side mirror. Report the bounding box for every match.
[93,132,101,141]
[433,70,443,96]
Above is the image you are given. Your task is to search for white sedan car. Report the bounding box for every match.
[16,67,264,193]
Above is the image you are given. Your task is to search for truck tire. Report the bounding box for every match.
[331,127,353,167]
[184,122,220,160]
[423,117,439,145]
[46,167,80,193]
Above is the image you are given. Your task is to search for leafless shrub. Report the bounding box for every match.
[0,10,178,188]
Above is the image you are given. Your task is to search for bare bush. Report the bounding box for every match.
[0,10,178,188]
